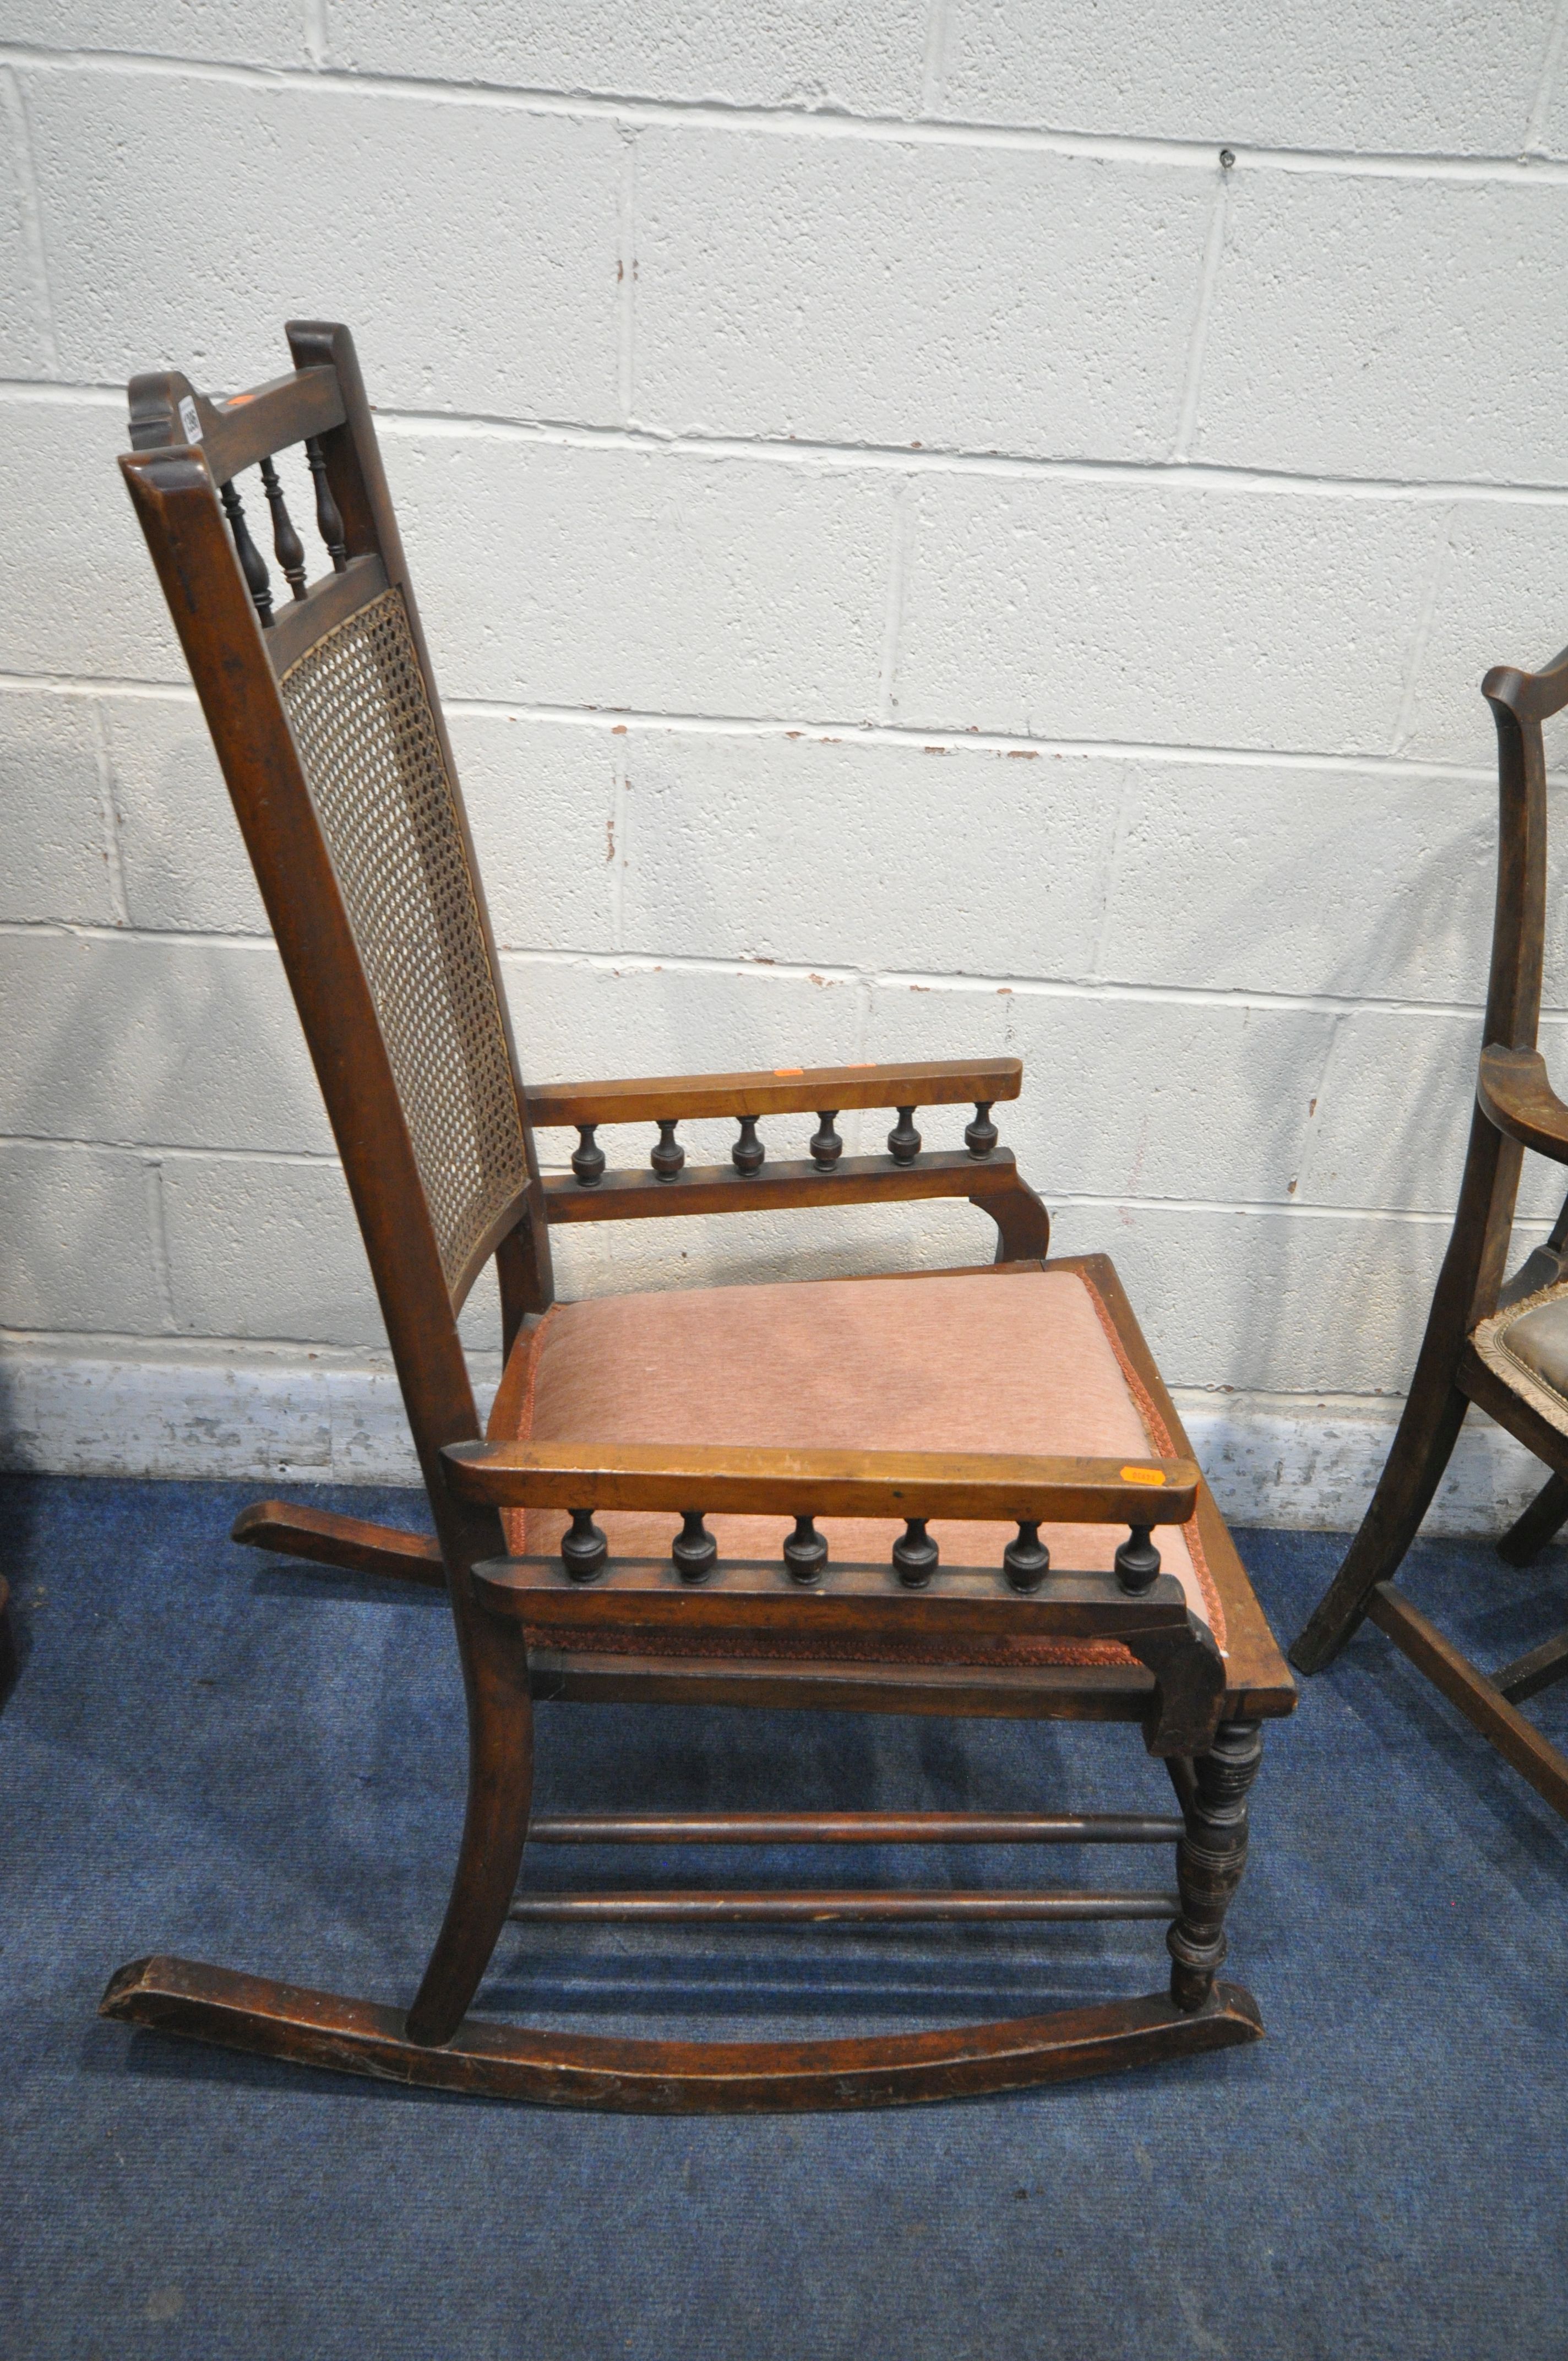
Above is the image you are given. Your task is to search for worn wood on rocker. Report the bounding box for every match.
[1292,630,1568,1821]
[100,320,1293,2111]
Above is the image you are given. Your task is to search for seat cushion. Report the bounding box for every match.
[496,1266,1222,1670]
[1473,1276,1568,1439]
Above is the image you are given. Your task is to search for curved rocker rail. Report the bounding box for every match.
[101,1957,1262,2112]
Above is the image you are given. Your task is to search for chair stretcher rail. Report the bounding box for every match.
[507,1887,1182,1923]
[525,1810,1185,1845]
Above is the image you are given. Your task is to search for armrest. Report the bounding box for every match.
[443,1439,1199,1527]
[1478,1045,1568,1163]
[525,1057,1022,1129]
[1484,647,1568,725]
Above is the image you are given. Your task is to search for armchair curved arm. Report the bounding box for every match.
[1483,648,1568,725]
[1478,1044,1568,1163]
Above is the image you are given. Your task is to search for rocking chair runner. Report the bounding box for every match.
[101,321,1295,2110]
[1293,633,1568,1816]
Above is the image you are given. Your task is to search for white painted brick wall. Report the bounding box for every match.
[6,6,1568,1531]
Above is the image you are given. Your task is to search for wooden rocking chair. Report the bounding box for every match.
[101,322,1295,2110]
[1292,629,1568,1817]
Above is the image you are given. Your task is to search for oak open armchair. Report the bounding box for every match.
[1293,630,1568,1816]
[100,322,1294,2110]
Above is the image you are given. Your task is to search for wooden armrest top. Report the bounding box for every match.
[444,1440,1199,1526]
[1484,643,1568,724]
[1478,1044,1568,1163]
[524,1058,1023,1129]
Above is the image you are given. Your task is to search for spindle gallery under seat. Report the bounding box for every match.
[97,322,1295,2110]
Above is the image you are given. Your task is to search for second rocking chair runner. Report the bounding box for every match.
[101,321,1295,2110]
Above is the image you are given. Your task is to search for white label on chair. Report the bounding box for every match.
[178,396,203,444]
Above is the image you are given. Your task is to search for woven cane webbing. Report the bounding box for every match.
[279,587,526,1292]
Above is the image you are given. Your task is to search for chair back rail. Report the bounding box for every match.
[118,324,557,1605]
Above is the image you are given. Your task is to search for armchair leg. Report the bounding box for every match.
[1167,1719,1262,2014]
[1498,1471,1568,1568]
[406,1611,536,2048]
[1290,1380,1470,1675]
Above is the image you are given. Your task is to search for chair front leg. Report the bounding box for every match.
[406,1608,535,2047]
[1167,1718,1262,2014]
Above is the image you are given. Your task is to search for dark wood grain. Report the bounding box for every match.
[472,1557,1196,1642]
[1167,1718,1262,2010]
[1497,1470,1568,1568]
[1292,656,1550,1700]
[1367,1584,1568,1816]
[231,1500,444,1588]
[525,1809,1184,1844]
[507,1888,1180,1923]
[265,552,388,675]
[1492,1626,1568,1704]
[100,1956,1262,2111]
[127,363,345,480]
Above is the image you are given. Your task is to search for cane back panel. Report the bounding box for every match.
[278,585,527,1292]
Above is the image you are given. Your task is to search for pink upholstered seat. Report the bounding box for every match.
[498,1266,1222,1669]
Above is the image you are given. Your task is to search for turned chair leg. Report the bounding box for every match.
[1498,1471,1568,1568]
[1167,1720,1262,2014]
[406,1613,535,2048]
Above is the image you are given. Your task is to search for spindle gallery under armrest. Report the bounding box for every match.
[471,1558,1226,1753]
[540,1150,1028,1218]
[470,1558,1196,1640]
[443,1440,1200,1527]
[1477,1045,1568,1163]
[525,1057,1022,1129]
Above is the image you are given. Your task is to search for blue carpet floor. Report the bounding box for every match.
[2,1473,1567,2358]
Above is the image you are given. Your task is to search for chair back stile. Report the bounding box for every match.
[1454,669,1557,1333]
[117,322,551,1593]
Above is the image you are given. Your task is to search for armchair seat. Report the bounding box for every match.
[495,1259,1222,1668]
[1473,1277,1568,1441]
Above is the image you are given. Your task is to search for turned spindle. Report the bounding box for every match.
[650,1119,684,1180]
[1003,1521,1050,1593]
[571,1124,606,1186]
[259,456,308,600]
[304,436,349,572]
[561,1508,608,1582]
[891,1517,939,1588]
[732,1115,765,1176]
[809,1111,843,1171]
[782,1514,827,1585]
[1168,1719,1264,2012]
[965,1101,999,1158]
[671,1510,717,1584]
[219,480,274,627]
[1114,1525,1161,1595]
[887,1106,921,1165]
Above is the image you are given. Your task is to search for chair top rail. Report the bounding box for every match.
[128,363,346,479]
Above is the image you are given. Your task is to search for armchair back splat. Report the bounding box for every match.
[102,322,1294,2110]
